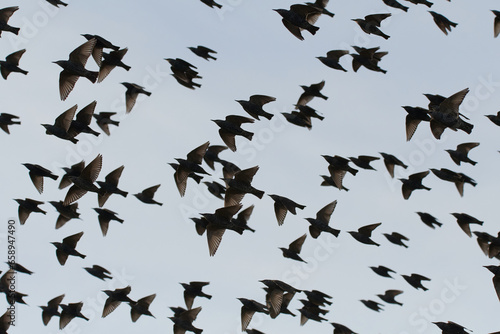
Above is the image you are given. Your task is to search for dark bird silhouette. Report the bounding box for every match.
[99,48,130,82]
[203,181,226,200]
[246,329,265,334]
[169,306,203,334]
[280,234,307,263]
[63,154,103,205]
[220,159,241,180]
[360,299,383,312]
[165,58,201,88]
[200,0,222,8]
[190,217,209,236]
[451,213,483,237]
[348,155,379,170]
[129,294,156,322]
[322,155,358,190]
[181,281,211,309]
[296,104,324,120]
[377,290,403,306]
[430,168,476,197]
[473,231,495,257]
[54,38,98,100]
[352,13,391,40]
[40,294,64,326]
[427,88,472,139]
[102,286,134,318]
[7,262,32,275]
[399,171,431,199]
[134,184,162,206]
[298,301,328,325]
[403,0,432,7]
[236,95,275,120]
[445,142,479,166]
[317,50,349,72]
[51,231,86,265]
[203,145,227,170]
[22,163,58,194]
[433,321,472,334]
[174,141,211,197]
[429,11,457,35]
[169,163,204,185]
[189,45,217,60]
[81,34,119,66]
[14,198,46,225]
[305,0,334,17]
[202,204,242,256]
[0,49,28,79]
[49,200,80,229]
[303,289,332,306]
[260,279,300,319]
[370,265,396,278]
[0,6,20,36]
[383,232,409,248]
[402,273,430,291]
[223,166,264,206]
[230,205,256,234]
[486,111,500,126]
[0,310,11,334]
[331,322,358,334]
[416,211,442,229]
[282,111,312,129]
[42,105,79,144]
[171,73,201,89]
[348,223,381,246]
[320,175,349,191]
[46,0,68,7]
[212,115,254,152]
[305,200,340,238]
[350,46,388,74]
[383,0,408,11]
[0,113,20,134]
[380,152,407,178]
[296,80,328,106]
[402,106,431,141]
[238,298,269,331]
[97,165,127,207]
[59,160,84,189]
[84,265,112,281]
[493,10,500,38]
[121,82,151,113]
[68,100,100,138]
[93,112,119,135]
[273,5,321,41]
[269,194,305,226]
[59,302,88,329]
[484,265,500,302]
[93,208,124,236]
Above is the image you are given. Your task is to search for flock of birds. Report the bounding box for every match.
[1,0,500,333]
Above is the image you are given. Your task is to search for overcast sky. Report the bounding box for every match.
[1,0,500,333]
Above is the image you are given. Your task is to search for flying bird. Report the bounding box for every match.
[59,302,88,329]
[42,105,79,144]
[97,165,128,207]
[212,115,254,152]
[63,154,103,205]
[402,106,431,141]
[352,13,391,39]
[382,0,408,12]
[348,155,379,170]
[350,46,388,74]
[236,95,275,120]
[173,141,211,197]
[403,0,432,7]
[93,112,119,135]
[360,299,383,312]
[202,204,243,256]
[268,194,305,226]
[223,166,264,207]
[99,48,130,82]
[433,321,472,334]
[14,198,46,225]
[430,168,476,197]
[416,212,442,229]
[429,11,457,35]
[273,5,321,41]
[380,152,407,178]
[238,298,269,331]
[484,265,500,302]
[0,113,20,134]
[188,45,217,60]
[331,322,358,334]
[383,232,409,248]
[40,294,64,326]
[169,306,203,334]
[348,223,381,246]
[402,273,430,291]
[51,231,86,266]
[399,171,431,199]
[305,200,340,238]
[49,201,80,229]
[305,0,334,17]
[46,0,68,7]
[445,142,479,166]
[84,265,112,281]
[280,234,307,263]
[370,265,396,278]
[316,50,349,72]
[93,208,124,236]
[102,286,134,318]
[200,0,222,8]
[296,80,328,106]
[67,100,100,138]
[377,289,403,306]
[450,213,483,237]
[129,294,156,322]
[22,163,58,194]
[0,49,28,79]
[134,184,163,206]
[0,6,20,36]
[81,34,120,66]
[181,281,212,309]
[121,82,151,113]
[59,160,85,189]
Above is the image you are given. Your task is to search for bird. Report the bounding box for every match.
[238,298,269,331]
[40,294,64,326]
[212,115,254,152]
[399,171,431,199]
[93,208,124,236]
[280,234,307,263]
[298,301,328,325]
[223,166,264,207]
[305,200,340,238]
[429,11,457,35]
[260,279,300,319]
[49,201,80,229]
[0,310,11,334]
[427,88,472,139]
[493,10,500,38]
[383,232,409,248]
[0,49,28,79]
[51,231,86,265]
[303,289,332,306]
[81,34,119,66]
[350,46,388,74]
[93,112,120,135]
[433,321,472,334]
[402,273,430,291]
[134,184,162,205]
[181,281,212,309]
[203,181,226,200]
[200,0,222,8]
[230,205,256,234]
[97,165,128,207]
[451,213,483,237]
[430,168,476,197]
[402,106,431,141]
[63,154,103,205]
[296,104,325,120]
[246,329,266,334]
[203,145,227,170]
[305,0,334,17]
[42,105,79,144]
[165,58,201,88]
[360,299,384,312]
[316,50,349,72]
[67,100,100,138]
[169,306,203,334]
[268,194,305,226]
[46,0,68,7]
[188,45,217,60]
[486,111,500,126]
[98,48,130,82]
[348,223,381,246]
[382,0,408,12]
[59,302,88,329]
[202,204,243,256]
[0,6,20,36]
[473,231,495,257]
[0,113,20,134]
[102,286,134,318]
[59,160,85,189]
[84,265,112,280]
[121,82,151,113]
[53,38,98,100]
[352,13,391,39]
[282,111,312,129]
[273,5,321,41]
[416,212,442,229]
[128,294,156,322]
[22,163,58,194]
[348,155,379,170]
[236,95,275,120]
[445,142,479,166]
[403,0,433,7]
[322,155,358,190]
[380,152,408,178]
[173,141,211,197]
[14,198,46,225]
[320,175,349,191]
[296,80,328,106]
[331,322,358,334]
[370,265,396,278]
[377,290,403,306]
[7,262,33,275]
[484,265,500,302]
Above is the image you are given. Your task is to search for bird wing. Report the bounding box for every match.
[29,172,44,194]
[56,249,69,266]
[234,166,259,183]
[289,234,307,253]
[17,205,31,225]
[281,18,305,41]
[207,226,226,256]
[76,100,97,124]
[325,49,349,62]
[5,49,25,66]
[102,298,121,318]
[98,216,110,237]
[55,104,78,132]
[55,214,71,229]
[365,13,391,26]
[274,201,287,226]
[63,185,87,205]
[218,129,236,152]
[237,205,254,223]
[430,119,447,139]
[409,170,430,181]
[316,200,337,223]
[358,222,381,236]
[80,154,102,183]
[125,90,139,113]
[456,142,479,153]
[63,231,84,249]
[69,38,97,67]
[224,188,245,207]
[405,115,421,141]
[438,88,469,116]
[59,71,79,101]
[187,141,210,164]
[249,95,276,106]
[142,184,161,198]
[98,63,116,83]
[215,204,242,220]
[454,180,465,197]
[402,183,413,200]
[174,169,188,197]
[59,309,75,329]
[493,276,500,302]
[105,165,124,185]
[241,307,256,331]
[328,167,346,190]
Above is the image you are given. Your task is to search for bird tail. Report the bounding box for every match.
[458,120,473,134]
[10,27,20,35]
[307,25,320,35]
[262,111,274,120]
[209,55,217,61]
[118,190,128,198]
[49,174,59,181]
[20,69,28,75]
[381,32,390,40]
[253,189,265,199]
[123,64,131,71]
[144,91,152,96]
[87,71,99,83]
[214,2,222,8]
[242,130,254,141]
[424,0,432,7]
[328,227,340,237]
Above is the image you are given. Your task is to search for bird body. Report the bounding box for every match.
[305,200,340,238]
[274,5,321,41]
[0,49,28,79]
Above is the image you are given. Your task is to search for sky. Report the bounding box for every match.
[1,0,500,333]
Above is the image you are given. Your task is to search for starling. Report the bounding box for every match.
[97,165,128,207]
[430,168,476,197]
[350,46,388,74]
[445,142,479,166]
[383,232,409,248]
[171,73,202,89]
[260,279,300,319]
[236,95,275,120]
[81,34,119,66]
[169,307,203,334]
[14,198,46,225]
[450,213,483,237]
[493,10,500,38]
[303,289,332,306]
[53,38,98,100]
[402,106,431,141]
[63,154,103,205]
[165,58,201,85]
[280,234,307,263]
[416,211,442,229]
[223,166,264,206]
[102,286,134,318]
[42,105,80,143]
[429,11,457,35]
[298,303,328,325]
[238,298,269,331]
[317,50,349,72]
[382,0,408,12]
[84,265,112,281]
[51,231,86,265]
[296,104,324,120]
[484,265,500,302]
[188,45,217,61]
[230,205,256,233]
[402,273,430,291]
[99,48,130,82]
[433,321,472,334]
[59,302,88,329]
[0,49,28,79]
[352,13,391,40]
[7,262,33,275]
[68,100,100,138]
[305,200,340,238]
[93,112,119,135]
[0,6,20,36]
[128,294,156,322]
[399,171,431,199]
[320,175,349,191]
[0,113,20,134]
[274,5,321,41]
[134,184,162,205]
[269,194,305,226]
[348,223,381,246]
[49,201,80,229]
[380,152,407,178]
[200,0,222,8]
[202,204,242,256]
[169,163,203,185]
[22,163,58,194]
[0,310,11,334]
[93,208,124,236]
[40,294,64,326]
[281,111,312,129]
[59,160,85,189]
[203,181,226,200]
[403,0,432,7]
[181,281,212,309]
[377,290,403,306]
[173,141,211,197]
[360,299,383,312]
[190,217,209,236]
[46,0,68,7]
[203,145,227,170]
[322,155,358,190]
[212,115,254,152]
[427,88,472,139]
[331,322,358,334]
[348,155,379,170]
[305,0,334,17]
[296,80,328,106]
[121,82,151,113]
[473,231,495,257]
[220,159,241,180]
[370,265,396,278]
